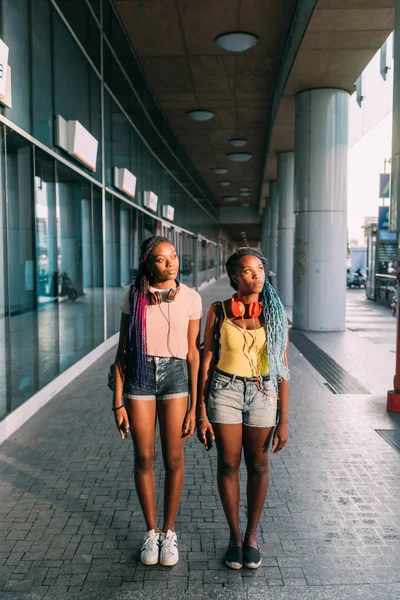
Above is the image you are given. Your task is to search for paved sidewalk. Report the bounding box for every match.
[0,283,400,599]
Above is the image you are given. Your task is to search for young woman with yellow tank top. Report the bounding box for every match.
[198,248,289,570]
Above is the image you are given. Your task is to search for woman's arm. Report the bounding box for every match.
[197,303,219,447]
[272,340,289,453]
[113,312,130,439]
[184,318,201,438]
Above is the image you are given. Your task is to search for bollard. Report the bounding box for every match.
[387,270,400,412]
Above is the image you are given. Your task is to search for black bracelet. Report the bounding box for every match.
[112,405,124,412]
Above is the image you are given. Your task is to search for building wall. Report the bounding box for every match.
[348,33,394,243]
[0,0,221,421]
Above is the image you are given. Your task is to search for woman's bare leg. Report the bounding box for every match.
[125,399,157,531]
[242,426,273,548]
[157,396,188,532]
[213,423,243,546]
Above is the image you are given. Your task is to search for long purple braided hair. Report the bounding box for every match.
[128,236,171,385]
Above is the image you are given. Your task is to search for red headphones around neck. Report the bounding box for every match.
[148,281,180,305]
[231,293,263,318]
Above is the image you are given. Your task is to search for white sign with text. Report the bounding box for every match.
[0,39,9,101]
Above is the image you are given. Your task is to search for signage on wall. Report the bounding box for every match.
[55,115,98,171]
[378,206,390,230]
[162,205,175,221]
[0,39,9,101]
[378,206,397,241]
[68,121,98,171]
[379,173,390,199]
[0,39,11,108]
[113,167,137,198]
[143,191,158,212]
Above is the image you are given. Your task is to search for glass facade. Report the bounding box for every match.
[0,0,221,420]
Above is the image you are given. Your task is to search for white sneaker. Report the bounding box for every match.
[159,530,179,566]
[140,529,160,565]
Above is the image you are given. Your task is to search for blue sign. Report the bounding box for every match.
[379,173,390,198]
[378,206,390,230]
[379,230,397,242]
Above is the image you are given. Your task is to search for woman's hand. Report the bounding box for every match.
[113,406,130,440]
[197,416,215,450]
[272,421,288,454]
[182,409,196,438]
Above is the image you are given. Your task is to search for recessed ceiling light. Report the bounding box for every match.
[215,32,259,53]
[242,203,250,207]
[227,152,254,162]
[217,181,231,187]
[186,110,215,121]
[212,168,228,174]
[229,138,248,147]
[240,192,251,197]
[222,196,237,202]
[239,186,250,191]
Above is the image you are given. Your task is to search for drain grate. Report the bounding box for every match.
[376,429,400,455]
[290,329,370,394]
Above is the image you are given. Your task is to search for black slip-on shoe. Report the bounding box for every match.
[225,546,243,570]
[243,545,262,569]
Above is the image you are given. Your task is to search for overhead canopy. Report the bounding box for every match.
[265,1,394,191]
[115,0,394,244]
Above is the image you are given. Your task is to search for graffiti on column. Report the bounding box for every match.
[294,238,308,284]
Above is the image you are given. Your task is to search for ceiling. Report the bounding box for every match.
[114,0,395,244]
[114,0,298,242]
[265,0,395,187]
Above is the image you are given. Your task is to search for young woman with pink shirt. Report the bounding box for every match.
[112,236,202,567]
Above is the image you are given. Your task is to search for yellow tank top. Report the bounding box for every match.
[217,301,269,377]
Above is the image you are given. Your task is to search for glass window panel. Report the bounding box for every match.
[54,0,101,70]
[106,194,128,337]
[0,127,8,419]
[104,91,112,186]
[32,0,53,146]
[198,239,207,287]
[88,0,101,21]
[106,193,119,338]
[56,163,100,370]
[106,195,143,338]
[181,232,194,287]
[35,151,60,388]
[6,130,37,409]
[3,0,31,132]
[53,10,102,178]
[92,188,104,346]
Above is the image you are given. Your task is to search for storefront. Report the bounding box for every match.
[365,222,398,306]
[0,0,223,424]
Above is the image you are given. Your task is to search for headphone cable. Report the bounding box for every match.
[158,302,175,358]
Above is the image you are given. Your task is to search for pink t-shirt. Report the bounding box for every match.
[120,283,202,359]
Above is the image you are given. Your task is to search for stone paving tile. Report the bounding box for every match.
[0,282,400,599]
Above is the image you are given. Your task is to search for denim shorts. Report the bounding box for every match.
[123,356,188,401]
[207,368,277,428]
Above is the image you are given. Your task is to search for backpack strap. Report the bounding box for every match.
[214,301,223,352]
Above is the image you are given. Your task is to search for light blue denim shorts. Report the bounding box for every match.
[123,356,188,401]
[207,368,277,428]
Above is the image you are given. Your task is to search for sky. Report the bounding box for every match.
[347,34,393,244]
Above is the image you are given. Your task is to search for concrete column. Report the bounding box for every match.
[276,152,295,309]
[293,89,349,331]
[391,0,400,230]
[267,181,278,287]
[261,199,269,258]
[387,0,400,412]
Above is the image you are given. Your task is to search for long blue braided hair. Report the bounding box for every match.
[226,248,290,386]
